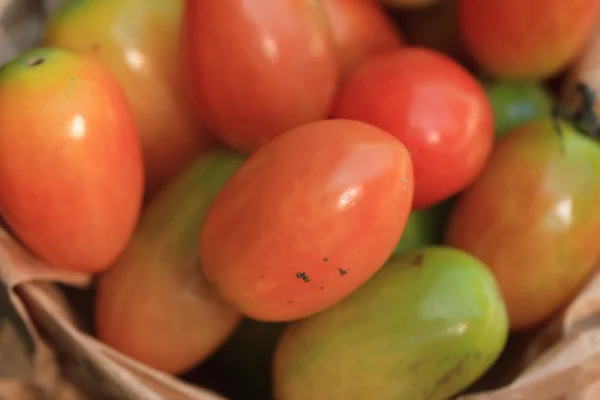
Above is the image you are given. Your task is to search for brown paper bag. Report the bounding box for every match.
[3,0,600,399]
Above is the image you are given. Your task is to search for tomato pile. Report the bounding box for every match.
[1,0,600,399]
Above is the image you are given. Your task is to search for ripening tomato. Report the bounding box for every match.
[199,119,414,322]
[0,47,144,272]
[182,0,339,154]
[333,47,494,210]
[458,0,600,79]
[322,0,403,82]
[43,0,215,198]
[96,151,244,374]
[446,118,600,331]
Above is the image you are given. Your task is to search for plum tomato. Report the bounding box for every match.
[182,0,339,154]
[458,0,600,80]
[0,47,144,272]
[322,0,403,82]
[199,119,414,322]
[445,116,600,331]
[96,151,244,374]
[43,0,216,198]
[332,47,494,210]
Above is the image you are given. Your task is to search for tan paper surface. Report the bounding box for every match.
[2,0,600,399]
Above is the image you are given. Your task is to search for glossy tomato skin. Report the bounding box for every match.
[446,119,600,331]
[96,151,244,374]
[333,47,494,210]
[0,47,144,272]
[458,0,600,79]
[182,0,339,154]
[199,119,414,322]
[44,0,215,198]
[322,0,403,82]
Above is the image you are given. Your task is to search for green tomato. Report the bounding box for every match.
[274,247,509,400]
[393,200,454,254]
[483,79,553,137]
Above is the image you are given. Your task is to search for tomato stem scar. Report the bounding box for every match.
[26,57,45,67]
[552,82,600,149]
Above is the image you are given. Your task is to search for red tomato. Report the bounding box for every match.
[182,0,339,154]
[322,0,403,82]
[0,47,144,272]
[199,119,414,322]
[332,47,493,210]
[458,0,600,79]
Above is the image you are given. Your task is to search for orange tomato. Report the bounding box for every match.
[322,0,403,82]
[458,0,600,79]
[182,0,339,153]
[199,120,414,322]
[43,0,215,197]
[0,47,144,272]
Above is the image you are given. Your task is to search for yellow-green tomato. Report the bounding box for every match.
[273,246,508,400]
[43,0,215,198]
[394,200,454,254]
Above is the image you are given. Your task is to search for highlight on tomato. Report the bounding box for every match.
[333,46,494,210]
[199,119,414,322]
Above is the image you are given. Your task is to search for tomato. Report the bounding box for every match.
[445,118,600,331]
[273,247,508,400]
[458,0,600,79]
[43,0,215,198]
[182,0,339,154]
[96,151,244,374]
[322,0,403,82]
[483,79,553,137]
[332,47,494,210]
[199,119,414,322]
[0,47,143,272]
[393,200,453,255]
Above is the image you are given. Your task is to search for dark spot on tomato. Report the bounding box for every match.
[288,300,294,304]
[323,257,328,262]
[433,354,469,390]
[320,286,324,290]
[91,43,102,52]
[338,268,348,276]
[296,272,310,283]
[409,358,425,372]
[261,275,264,279]
[26,56,44,67]
[411,253,424,267]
